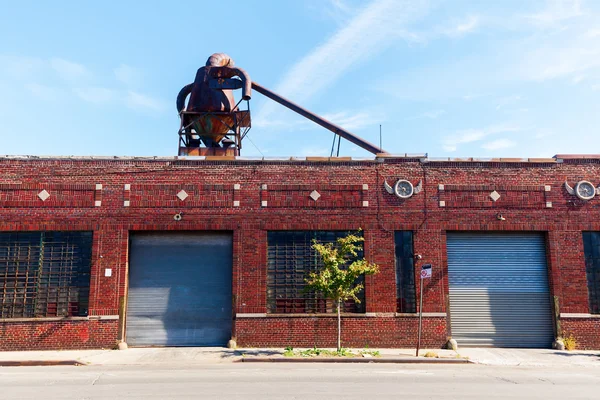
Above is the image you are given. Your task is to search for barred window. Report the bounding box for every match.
[395,231,416,313]
[582,232,600,314]
[0,232,93,318]
[267,231,365,314]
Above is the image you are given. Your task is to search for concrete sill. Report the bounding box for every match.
[0,315,119,323]
[559,313,600,319]
[238,313,372,318]
[395,313,447,318]
[236,313,447,318]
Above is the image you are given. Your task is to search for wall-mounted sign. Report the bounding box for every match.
[420,264,432,279]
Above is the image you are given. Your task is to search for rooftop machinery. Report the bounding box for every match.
[176,53,387,157]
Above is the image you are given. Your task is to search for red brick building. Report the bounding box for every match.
[1,154,599,350]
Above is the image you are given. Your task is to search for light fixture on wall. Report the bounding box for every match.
[173,212,183,221]
[496,213,506,221]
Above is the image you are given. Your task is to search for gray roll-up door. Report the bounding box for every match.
[447,232,554,348]
[126,232,232,347]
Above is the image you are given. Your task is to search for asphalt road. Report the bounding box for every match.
[0,363,598,400]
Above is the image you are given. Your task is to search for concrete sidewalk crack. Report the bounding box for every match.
[495,376,518,384]
[538,377,556,385]
[91,373,102,386]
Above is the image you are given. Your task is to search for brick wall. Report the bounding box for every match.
[561,318,600,349]
[0,319,118,351]
[0,156,599,350]
[235,316,447,348]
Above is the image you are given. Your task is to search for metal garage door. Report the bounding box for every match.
[447,232,554,348]
[126,232,232,346]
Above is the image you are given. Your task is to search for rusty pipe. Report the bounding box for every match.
[232,67,251,101]
[176,83,193,113]
[251,82,387,155]
[207,67,252,101]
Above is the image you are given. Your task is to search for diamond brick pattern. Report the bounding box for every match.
[176,190,189,201]
[489,190,501,202]
[309,190,321,201]
[37,190,50,201]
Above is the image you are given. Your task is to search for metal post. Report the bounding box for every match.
[337,299,341,351]
[416,276,423,357]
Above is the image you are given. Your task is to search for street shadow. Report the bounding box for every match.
[228,349,282,358]
[551,351,600,359]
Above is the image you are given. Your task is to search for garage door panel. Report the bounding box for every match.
[126,232,232,347]
[447,233,554,348]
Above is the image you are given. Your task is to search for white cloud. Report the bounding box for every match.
[114,64,142,87]
[442,124,520,152]
[253,109,381,132]
[252,116,308,130]
[378,1,600,103]
[513,2,600,82]
[299,146,331,157]
[462,93,486,101]
[524,0,583,27]
[327,0,353,20]
[125,91,166,112]
[50,58,88,81]
[521,45,600,82]
[321,110,381,130]
[330,0,351,13]
[535,130,554,139]
[73,87,116,104]
[250,106,383,155]
[316,0,361,26]
[442,129,486,152]
[495,95,521,110]
[443,15,480,37]
[481,138,517,151]
[25,83,61,101]
[0,55,44,79]
[407,109,446,120]
[255,0,429,125]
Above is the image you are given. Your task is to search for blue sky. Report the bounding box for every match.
[1,0,599,158]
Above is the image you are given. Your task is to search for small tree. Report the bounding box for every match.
[304,231,379,351]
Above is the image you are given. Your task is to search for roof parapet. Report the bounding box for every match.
[554,154,600,160]
[1,154,595,164]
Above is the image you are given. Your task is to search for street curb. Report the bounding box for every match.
[0,360,84,367]
[238,357,471,364]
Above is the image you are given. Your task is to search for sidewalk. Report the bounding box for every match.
[0,347,598,367]
[457,348,600,367]
[0,347,464,366]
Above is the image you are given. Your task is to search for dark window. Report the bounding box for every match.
[0,232,93,318]
[267,231,365,314]
[395,231,416,313]
[582,232,600,314]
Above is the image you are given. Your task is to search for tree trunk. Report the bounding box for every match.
[337,299,341,352]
